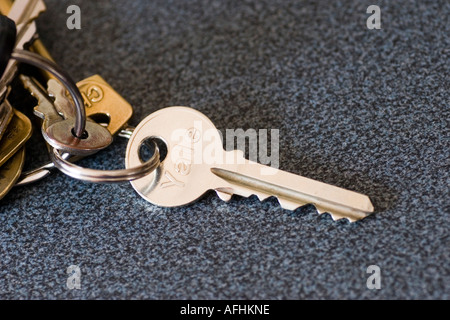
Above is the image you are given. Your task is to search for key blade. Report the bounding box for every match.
[8,0,46,25]
[20,75,62,127]
[0,23,36,89]
[47,79,76,119]
[0,98,14,140]
[15,164,53,187]
[15,21,37,51]
[0,0,46,89]
[211,161,374,222]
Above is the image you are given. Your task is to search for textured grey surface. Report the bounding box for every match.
[0,0,449,299]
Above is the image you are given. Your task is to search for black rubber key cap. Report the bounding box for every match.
[0,15,16,80]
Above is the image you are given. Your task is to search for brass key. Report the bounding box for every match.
[53,75,133,136]
[0,108,32,167]
[0,147,25,200]
[0,97,14,141]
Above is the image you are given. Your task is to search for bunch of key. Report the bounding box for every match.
[0,0,375,222]
[0,1,36,200]
[0,0,131,197]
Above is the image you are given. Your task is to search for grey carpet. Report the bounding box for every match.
[0,0,448,299]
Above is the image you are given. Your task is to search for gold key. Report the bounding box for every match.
[0,0,11,15]
[77,75,133,135]
[0,97,14,141]
[0,147,25,200]
[0,108,32,167]
[51,75,134,136]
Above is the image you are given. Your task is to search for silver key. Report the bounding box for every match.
[47,79,76,119]
[0,0,46,97]
[15,162,55,186]
[16,78,135,186]
[15,128,132,187]
[125,107,374,222]
[15,152,81,186]
[7,0,46,25]
[20,75,113,156]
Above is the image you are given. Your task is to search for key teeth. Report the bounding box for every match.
[215,190,233,202]
[277,197,361,222]
[47,79,74,118]
[277,198,304,211]
[257,194,271,202]
[260,195,358,222]
[47,79,63,98]
[315,206,359,223]
[216,189,365,222]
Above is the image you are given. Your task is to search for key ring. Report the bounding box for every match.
[49,146,160,183]
[11,49,161,183]
[11,49,87,138]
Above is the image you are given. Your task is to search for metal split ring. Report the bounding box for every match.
[49,146,160,183]
[11,50,87,138]
[12,49,160,183]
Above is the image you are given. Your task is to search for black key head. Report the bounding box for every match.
[0,15,16,80]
